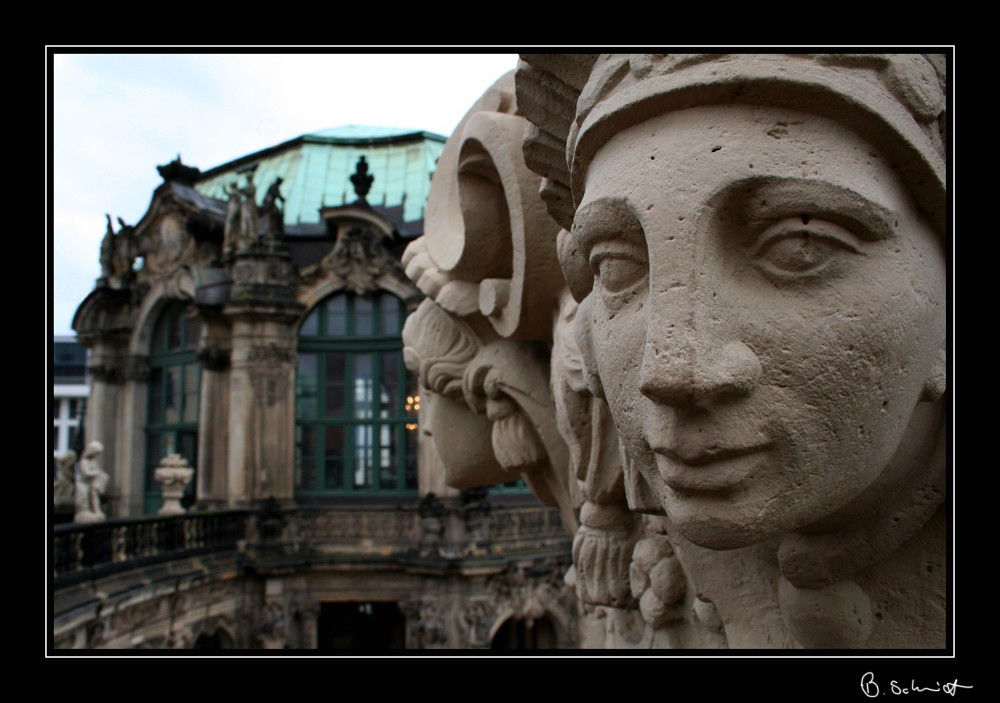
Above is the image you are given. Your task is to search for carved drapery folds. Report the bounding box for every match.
[403,54,949,649]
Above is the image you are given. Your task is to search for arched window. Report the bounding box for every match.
[145,302,200,514]
[296,291,418,495]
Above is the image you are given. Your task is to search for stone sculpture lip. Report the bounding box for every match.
[653,444,772,494]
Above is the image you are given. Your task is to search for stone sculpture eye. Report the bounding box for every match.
[589,242,648,294]
[752,218,862,280]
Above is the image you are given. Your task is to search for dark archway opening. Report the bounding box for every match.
[192,628,234,650]
[317,601,405,650]
[491,615,558,649]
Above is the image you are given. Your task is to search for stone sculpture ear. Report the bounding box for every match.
[921,347,947,403]
[573,294,604,400]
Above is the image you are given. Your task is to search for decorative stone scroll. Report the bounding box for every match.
[404,54,949,649]
[402,70,577,537]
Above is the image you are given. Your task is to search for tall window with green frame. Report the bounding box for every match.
[296,291,419,495]
[145,302,201,514]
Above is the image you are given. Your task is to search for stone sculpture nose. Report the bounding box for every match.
[639,332,761,407]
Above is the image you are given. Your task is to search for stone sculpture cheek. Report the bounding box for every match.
[423,389,510,490]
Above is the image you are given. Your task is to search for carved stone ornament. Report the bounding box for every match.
[255,496,287,542]
[459,600,495,648]
[156,155,202,185]
[410,600,448,649]
[326,224,397,295]
[350,156,374,202]
[54,450,77,512]
[99,214,137,282]
[87,363,125,384]
[197,344,230,371]
[124,354,150,382]
[247,344,295,365]
[154,453,194,516]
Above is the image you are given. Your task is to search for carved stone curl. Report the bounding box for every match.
[401,73,578,539]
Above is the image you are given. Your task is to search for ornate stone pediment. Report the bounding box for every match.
[301,221,406,295]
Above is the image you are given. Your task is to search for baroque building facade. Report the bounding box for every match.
[57,52,950,651]
[58,124,577,650]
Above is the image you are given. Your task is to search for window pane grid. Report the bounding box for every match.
[296,292,417,495]
[145,303,201,515]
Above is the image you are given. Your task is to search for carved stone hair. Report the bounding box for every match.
[402,299,483,401]
[518,53,947,234]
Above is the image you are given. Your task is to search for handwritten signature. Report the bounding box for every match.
[861,672,973,697]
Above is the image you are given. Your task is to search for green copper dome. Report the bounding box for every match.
[194,125,446,229]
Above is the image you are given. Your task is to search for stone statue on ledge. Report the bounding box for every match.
[239,171,259,244]
[223,174,286,251]
[74,441,109,523]
[260,177,285,241]
[99,215,137,283]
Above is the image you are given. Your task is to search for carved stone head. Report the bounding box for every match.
[402,299,510,489]
[560,54,947,550]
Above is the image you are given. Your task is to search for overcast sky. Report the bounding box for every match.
[48,51,521,337]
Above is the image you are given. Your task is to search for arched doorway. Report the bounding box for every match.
[491,615,558,649]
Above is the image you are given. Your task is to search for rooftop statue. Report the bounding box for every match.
[518,53,948,648]
[261,177,286,241]
[239,171,260,242]
[99,214,137,282]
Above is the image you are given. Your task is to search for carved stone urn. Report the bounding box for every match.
[154,453,194,515]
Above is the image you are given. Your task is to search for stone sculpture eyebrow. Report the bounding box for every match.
[737,178,899,242]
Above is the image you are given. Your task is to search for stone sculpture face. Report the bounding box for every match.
[403,300,510,489]
[574,103,946,549]
[421,390,506,488]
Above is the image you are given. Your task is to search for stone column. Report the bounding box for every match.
[194,314,232,511]
[222,241,303,508]
[84,338,131,515]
